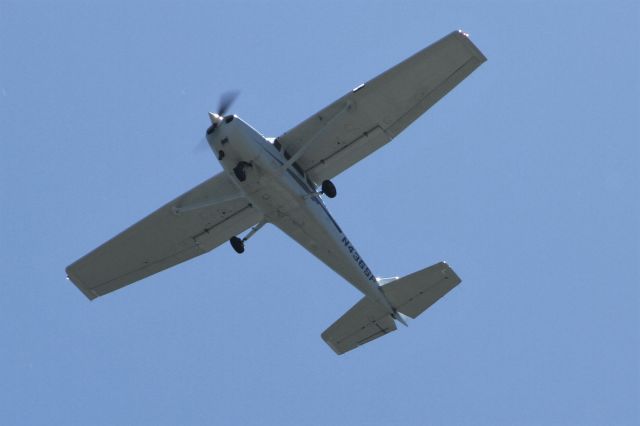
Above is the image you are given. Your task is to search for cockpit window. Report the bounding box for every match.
[273,138,282,151]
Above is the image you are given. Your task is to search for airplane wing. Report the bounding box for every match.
[66,173,261,300]
[277,30,486,184]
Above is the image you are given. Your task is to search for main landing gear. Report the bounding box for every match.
[233,161,252,182]
[230,236,245,253]
[229,221,266,254]
[321,180,337,198]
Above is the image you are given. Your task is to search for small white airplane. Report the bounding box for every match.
[66,31,486,354]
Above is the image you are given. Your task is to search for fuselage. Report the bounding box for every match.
[206,115,393,312]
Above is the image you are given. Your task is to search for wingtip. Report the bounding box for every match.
[66,268,99,301]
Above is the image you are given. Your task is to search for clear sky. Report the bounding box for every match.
[1,1,638,425]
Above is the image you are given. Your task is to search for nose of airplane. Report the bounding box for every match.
[208,112,223,125]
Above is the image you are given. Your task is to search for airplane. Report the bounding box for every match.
[66,30,486,355]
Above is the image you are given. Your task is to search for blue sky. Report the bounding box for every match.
[1,1,638,425]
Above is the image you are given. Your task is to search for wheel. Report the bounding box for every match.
[230,236,245,254]
[233,164,246,182]
[322,180,337,198]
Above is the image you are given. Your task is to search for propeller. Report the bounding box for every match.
[209,90,240,125]
[218,90,239,117]
[197,91,240,153]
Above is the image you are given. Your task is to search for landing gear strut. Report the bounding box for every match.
[321,180,337,198]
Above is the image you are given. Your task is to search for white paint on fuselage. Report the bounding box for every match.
[206,116,393,312]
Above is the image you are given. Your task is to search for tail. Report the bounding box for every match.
[321,262,461,355]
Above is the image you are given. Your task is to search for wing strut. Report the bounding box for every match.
[278,101,352,174]
[172,190,244,214]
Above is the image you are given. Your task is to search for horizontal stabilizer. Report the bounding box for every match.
[382,262,461,319]
[321,262,461,355]
[321,297,397,355]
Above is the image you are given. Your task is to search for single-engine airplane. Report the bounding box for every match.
[66,30,486,354]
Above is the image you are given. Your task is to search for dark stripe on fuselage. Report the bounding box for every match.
[310,195,343,234]
[260,141,342,234]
